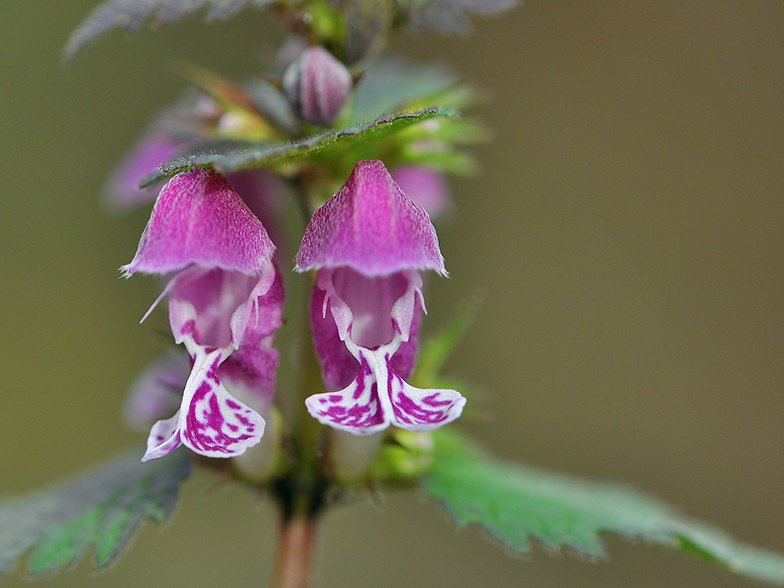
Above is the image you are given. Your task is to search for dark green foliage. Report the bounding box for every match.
[64,0,277,59]
[139,107,456,186]
[0,449,193,576]
[423,430,784,585]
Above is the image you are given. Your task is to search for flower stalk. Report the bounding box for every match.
[272,516,319,588]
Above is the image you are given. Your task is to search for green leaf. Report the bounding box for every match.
[422,430,784,585]
[64,0,277,59]
[139,107,457,186]
[349,58,459,125]
[0,448,193,576]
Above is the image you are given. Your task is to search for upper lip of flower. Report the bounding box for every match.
[122,168,276,278]
[295,160,447,277]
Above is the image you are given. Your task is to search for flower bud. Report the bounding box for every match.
[282,46,352,127]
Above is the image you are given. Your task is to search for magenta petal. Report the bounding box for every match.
[310,270,422,391]
[310,286,361,391]
[296,160,446,276]
[305,355,389,435]
[390,166,452,220]
[123,168,275,276]
[226,170,287,250]
[104,134,182,212]
[167,264,278,350]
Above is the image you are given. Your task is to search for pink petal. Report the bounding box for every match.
[296,160,446,276]
[123,168,275,277]
[143,412,183,461]
[166,264,278,350]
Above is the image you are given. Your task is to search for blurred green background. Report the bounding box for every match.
[1,2,783,587]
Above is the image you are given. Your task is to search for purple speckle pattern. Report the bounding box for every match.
[305,353,386,434]
[296,160,446,276]
[123,168,275,277]
[143,345,265,461]
[305,346,464,435]
[139,261,283,461]
[387,367,465,430]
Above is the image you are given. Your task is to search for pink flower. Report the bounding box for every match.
[296,160,465,434]
[124,169,283,461]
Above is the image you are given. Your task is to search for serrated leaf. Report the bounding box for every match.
[140,107,456,186]
[405,0,518,34]
[0,449,193,576]
[350,58,459,125]
[64,0,276,59]
[422,430,784,585]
